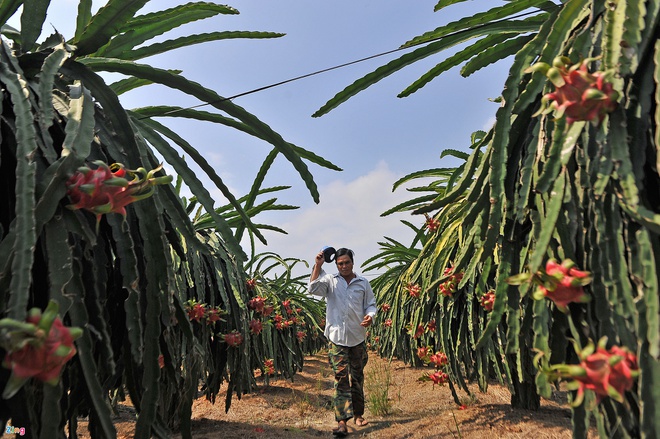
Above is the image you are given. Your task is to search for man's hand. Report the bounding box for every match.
[310,251,324,282]
[360,315,373,327]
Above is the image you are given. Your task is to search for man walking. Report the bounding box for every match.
[309,248,377,437]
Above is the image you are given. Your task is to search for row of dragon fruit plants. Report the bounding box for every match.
[0,2,335,438]
[307,0,660,436]
[360,51,656,439]
[0,160,327,410]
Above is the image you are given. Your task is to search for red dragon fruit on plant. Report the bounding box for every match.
[381,303,391,312]
[405,322,424,338]
[66,161,173,226]
[222,330,244,347]
[424,214,440,233]
[480,290,495,312]
[263,358,275,376]
[507,259,591,312]
[423,370,449,386]
[186,300,206,322]
[429,352,448,368]
[527,56,619,125]
[535,259,591,311]
[206,307,224,325]
[431,371,449,385]
[249,319,263,335]
[417,346,430,362]
[0,301,83,398]
[439,267,463,297]
[248,296,266,313]
[406,283,422,298]
[282,300,294,315]
[414,324,425,339]
[548,337,639,406]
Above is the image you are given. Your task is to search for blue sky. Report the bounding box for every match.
[22,0,510,275]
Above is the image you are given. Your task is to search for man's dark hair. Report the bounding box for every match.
[335,248,354,263]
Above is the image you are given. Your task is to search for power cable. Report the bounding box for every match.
[138,8,547,119]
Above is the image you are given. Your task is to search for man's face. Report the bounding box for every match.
[335,255,353,276]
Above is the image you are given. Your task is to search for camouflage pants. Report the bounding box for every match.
[328,341,368,422]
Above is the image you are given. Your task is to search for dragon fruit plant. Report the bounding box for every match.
[321,0,660,435]
[0,0,336,436]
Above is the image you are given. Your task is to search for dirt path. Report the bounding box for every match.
[80,352,595,438]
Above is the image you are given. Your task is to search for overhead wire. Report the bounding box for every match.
[136,7,548,119]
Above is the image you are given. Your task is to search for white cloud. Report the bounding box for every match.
[251,161,421,276]
[482,116,497,131]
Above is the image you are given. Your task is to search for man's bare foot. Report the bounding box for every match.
[332,420,348,436]
[354,417,369,427]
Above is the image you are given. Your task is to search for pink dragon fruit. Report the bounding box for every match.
[428,370,449,386]
[480,290,495,312]
[424,214,440,233]
[249,319,263,335]
[535,259,591,312]
[222,330,244,348]
[263,358,275,376]
[528,56,619,125]
[1,301,82,398]
[406,283,422,298]
[507,259,591,312]
[66,161,172,224]
[429,352,448,368]
[439,267,463,297]
[549,338,639,406]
